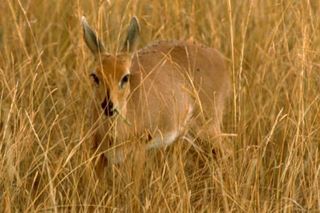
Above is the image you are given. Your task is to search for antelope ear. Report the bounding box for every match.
[122,16,140,53]
[81,16,105,55]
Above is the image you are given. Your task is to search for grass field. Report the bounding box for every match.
[1,0,320,212]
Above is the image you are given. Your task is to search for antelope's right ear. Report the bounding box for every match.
[122,16,140,53]
[81,16,105,55]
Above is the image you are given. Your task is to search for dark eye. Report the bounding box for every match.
[119,74,130,89]
[90,73,99,85]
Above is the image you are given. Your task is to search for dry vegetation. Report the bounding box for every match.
[0,0,320,212]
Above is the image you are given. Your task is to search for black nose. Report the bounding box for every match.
[101,97,114,117]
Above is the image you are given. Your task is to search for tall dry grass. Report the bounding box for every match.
[0,0,319,212]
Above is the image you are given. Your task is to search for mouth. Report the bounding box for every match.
[103,108,115,117]
[100,98,130,124]
[104,108,119,117]
[101,98,117,117]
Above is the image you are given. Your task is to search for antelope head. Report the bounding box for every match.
[82,16,140,119]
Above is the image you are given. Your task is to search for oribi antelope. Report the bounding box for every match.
[82,16,231,164]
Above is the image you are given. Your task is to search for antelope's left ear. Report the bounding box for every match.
[81,16,106,55]
[122,16,140,53]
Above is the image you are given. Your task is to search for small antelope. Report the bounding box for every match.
[82,16,230,164]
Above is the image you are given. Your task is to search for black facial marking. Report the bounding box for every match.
[101,89,114,117]
[90,73,100,85]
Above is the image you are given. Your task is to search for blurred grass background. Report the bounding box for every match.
[0,0,319,212]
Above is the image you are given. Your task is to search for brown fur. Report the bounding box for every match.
[82,17,230,165]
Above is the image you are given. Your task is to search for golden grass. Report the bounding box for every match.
[1,0,320,212]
